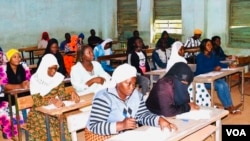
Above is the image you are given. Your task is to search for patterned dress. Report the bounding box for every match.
[26,82,72,141]
[0,62,31,139]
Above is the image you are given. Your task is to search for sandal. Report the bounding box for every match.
[230,109,241,115]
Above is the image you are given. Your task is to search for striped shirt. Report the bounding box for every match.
[87,87,159,135]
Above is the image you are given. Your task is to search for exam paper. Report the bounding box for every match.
[197,72,223,77]
[176,109,212,120]
[42,100,76,109]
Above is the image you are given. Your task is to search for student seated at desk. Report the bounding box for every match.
[130,37,150,95]
[152,38,170,70]
[146,62,200,117]
[37,38,67,77]
[195,39,240,115]
[166,41,211,107]
[93,38,114,73]
[155,30,175,49]
[38,31,50,49]
[0,49,31,139]
[26,54,80,141]
[64,34,79,75]
[85,64,177,141]
[211,35,233,61]
[71,45,111,96]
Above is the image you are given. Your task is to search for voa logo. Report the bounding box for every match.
[226,129,246,136]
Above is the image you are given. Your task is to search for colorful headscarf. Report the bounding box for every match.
[6,49,20,61]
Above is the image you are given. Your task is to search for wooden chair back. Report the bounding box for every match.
[17,95,34,110]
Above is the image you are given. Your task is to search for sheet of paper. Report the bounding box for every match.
[42,100,76,110]
[176,109,212,120]
[107,127,171,141]
[197,72,223,77]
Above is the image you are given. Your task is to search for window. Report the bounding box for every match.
[117,0,137,42]
[153,0,182,43]
[229,0,250,48]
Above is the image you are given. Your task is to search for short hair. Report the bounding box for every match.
[211,35,221,43]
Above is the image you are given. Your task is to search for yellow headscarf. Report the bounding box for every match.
[6,49,20,61]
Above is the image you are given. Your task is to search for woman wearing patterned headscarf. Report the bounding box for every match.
[26,54,79,140]
[146,62,200,117]
[85,63,177,141]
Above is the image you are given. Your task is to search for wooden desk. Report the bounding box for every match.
[18,46,45,65]
[107,107,229,141]
[193,67,244,109]
[35,93,94,141]
[5,88,30,141]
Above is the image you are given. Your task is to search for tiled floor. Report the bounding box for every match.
[1,81,250,141]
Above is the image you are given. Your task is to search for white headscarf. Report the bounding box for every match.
[108,63,136,87]
[166,41,187,72]
[30,54,64,96]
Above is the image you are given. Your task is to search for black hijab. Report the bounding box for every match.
[165,62,194,85]
[165,62,194,105]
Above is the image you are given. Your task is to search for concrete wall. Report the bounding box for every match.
[0,0,117,51]
[0,0,249,55]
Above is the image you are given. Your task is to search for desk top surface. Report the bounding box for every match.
[36,93,94,115]
[107,107,228,141]
[194,67,244,83]
[18,46,45,52]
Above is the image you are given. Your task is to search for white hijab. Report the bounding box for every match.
[166,41,187,72]
[101,38,113,55]
[30,54,64,96]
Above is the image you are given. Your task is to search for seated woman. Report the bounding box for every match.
[152,39,170,70]
[131,37,150,95]
[195,39,240,114]
[37,38,67,77]
[166,41,211,107]
[38,31,50,49]
[70,45,111,96]
[93,38,114,73]
[85,64,177,141]
[0,49,31,139]
[146,62,200,117]
[26,54,80,140]
[155,31,175,49]
[64,34,79,75]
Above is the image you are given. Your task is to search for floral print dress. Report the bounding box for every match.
[26,82,72,141]
[0,62,31,139]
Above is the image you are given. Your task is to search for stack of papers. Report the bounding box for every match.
[176,109,212,120]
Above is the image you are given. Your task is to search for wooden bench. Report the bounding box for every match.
[97,53,128,67]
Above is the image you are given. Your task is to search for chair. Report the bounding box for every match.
[17,95,34,141]
[65,86,92,141]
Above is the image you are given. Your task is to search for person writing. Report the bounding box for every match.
[26,54,80,140]
[85,64,177,141]
[146,62,200,117]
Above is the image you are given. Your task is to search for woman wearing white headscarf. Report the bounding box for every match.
[165,41,187,72]
[93,38,114,73]
[165,41,211,107]
[85,63,177,141]
[27,54,79,141]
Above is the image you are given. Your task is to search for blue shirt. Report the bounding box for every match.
[93,44,114,72]
[195,52,228,76]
